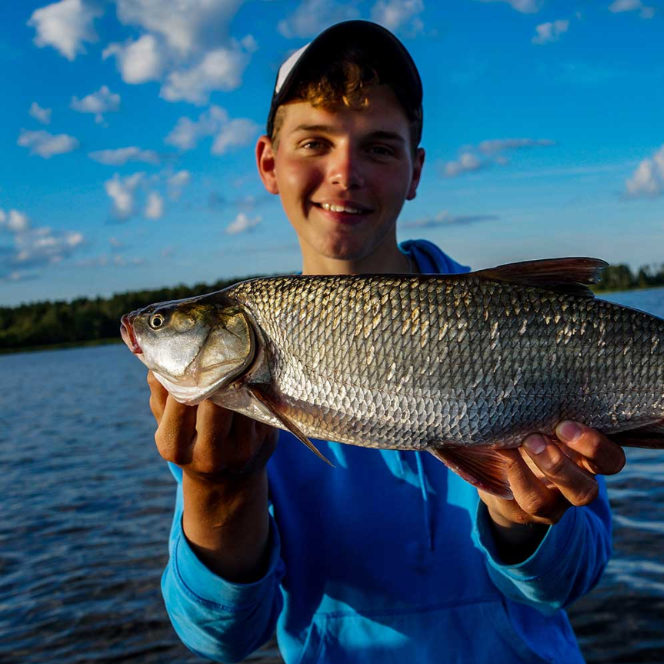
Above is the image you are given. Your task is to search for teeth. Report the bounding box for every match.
[320,203,365,214]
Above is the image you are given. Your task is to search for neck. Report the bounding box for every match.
[301,244,413,276]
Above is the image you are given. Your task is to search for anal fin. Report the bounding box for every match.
[247,386,334,467]
[428,446,513,499]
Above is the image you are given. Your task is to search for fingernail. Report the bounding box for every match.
[524,434,547,455]
[557,421,581,442]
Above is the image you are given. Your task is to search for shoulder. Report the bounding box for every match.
[400,239,471,275]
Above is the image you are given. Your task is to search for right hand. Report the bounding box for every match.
[148,371,278,481]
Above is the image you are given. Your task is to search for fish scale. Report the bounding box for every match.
[227,272,664,451]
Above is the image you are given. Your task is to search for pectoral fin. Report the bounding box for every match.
[428,445,513,499]
[247,386,334,467]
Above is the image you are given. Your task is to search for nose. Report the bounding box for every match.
[327,145,365,190]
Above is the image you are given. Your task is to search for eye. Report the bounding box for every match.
[149,313,165,330]
[300,139,326,151]
[368,145,395,157]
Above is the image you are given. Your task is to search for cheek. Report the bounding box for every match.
[278,158,321,200]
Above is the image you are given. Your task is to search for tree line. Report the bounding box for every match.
[1,263,662,352]
[0,276,245,353]
[592,263,664,293]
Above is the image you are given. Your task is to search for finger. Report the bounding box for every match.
[147,371,168,423]
[555,421,626,475]
[190,401,235,473]
[195,401,234,446]
[499,448,569,524]
[230,414,280,471]
[155,396,197,465]
[523,434,599,507]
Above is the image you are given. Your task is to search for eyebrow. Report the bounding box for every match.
[291,124,405,143]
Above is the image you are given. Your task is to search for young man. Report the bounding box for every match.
[148,21,625,664]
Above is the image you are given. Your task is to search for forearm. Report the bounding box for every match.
[163,464,285,662]
[475,483,612,613]
[182,469,271,583]
[485,507,549,565]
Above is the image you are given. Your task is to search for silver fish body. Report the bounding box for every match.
[121,258,664,496]
[226,272,664,449]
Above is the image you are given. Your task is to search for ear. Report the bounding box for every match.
[406,147,425,201]
[256,135,279,195]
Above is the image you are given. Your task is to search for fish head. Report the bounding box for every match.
[121,294,255,405]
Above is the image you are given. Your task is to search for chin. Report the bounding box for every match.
[322,242,369,262]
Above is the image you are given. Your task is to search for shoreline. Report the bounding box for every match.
[0,337,122,356]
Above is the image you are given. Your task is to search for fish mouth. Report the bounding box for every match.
[120,314,143,355]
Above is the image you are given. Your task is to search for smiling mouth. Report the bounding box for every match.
[314,202,372,215]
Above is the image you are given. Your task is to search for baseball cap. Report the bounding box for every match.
[266,20,423,143]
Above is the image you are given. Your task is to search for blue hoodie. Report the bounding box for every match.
[162,240,611,663]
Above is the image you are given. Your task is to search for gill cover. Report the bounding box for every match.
[136,295,256,406]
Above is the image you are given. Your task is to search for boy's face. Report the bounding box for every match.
[257,85,424,268]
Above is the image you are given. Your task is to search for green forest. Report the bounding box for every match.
[1,263,663,353]
[0,275,245,353]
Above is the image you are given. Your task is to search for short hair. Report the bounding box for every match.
[271,50,423,155]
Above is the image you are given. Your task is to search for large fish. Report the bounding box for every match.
[121,258,664,498]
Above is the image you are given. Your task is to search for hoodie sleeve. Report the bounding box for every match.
[161,464,286,663]
[473,476,612,614]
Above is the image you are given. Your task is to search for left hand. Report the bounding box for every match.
[479,421,626,561]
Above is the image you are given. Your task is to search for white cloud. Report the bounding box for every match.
[101,1,254,103]
[71,86,121,124]
[403,211,500,228]
[0,207,86,278]
[144,192,164,219]
[166,106,228,149]
[29,102,52,125]
[167,170,191,199]
[625,146,664,198]
[212,118,260,155]
[476,0,542,13]
[443,152,484,177]
[27,0,102,61]
[609,0,655,18]
[165,106,257,154]
[89,147,160,166]
[161,45,249,104]
[0,209,31,233]
[240,34,258,53]
[371,0,424,33]
[478,138,555,153]
[115,0,244,57]
[532,19,569,45]
[103,34,165,84]
[17,129,79,158]
[442,138,555,177]
[104,172,145,219]
[225,212,261,234]
[278,0,360,38]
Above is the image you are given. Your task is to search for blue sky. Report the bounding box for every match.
[1,0,663,306]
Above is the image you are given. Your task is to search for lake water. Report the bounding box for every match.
[1,288,664,663]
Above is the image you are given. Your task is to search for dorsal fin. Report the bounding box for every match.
[474,257,607,298]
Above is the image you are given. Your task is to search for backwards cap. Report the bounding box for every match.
[266,20,423,143]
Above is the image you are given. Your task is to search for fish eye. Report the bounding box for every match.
[149,313,166,330]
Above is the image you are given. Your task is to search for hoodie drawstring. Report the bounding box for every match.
[415,452,434,552]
